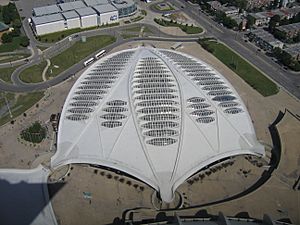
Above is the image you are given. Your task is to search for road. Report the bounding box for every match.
[1,0,299,99]
[170,0,300,99]
[0,38,199,92]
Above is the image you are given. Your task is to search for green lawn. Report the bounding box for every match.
[131,16,144,22]
[47,35,116,78]
[0,66,17,83]
[38,27,92,43]
[19,61,47,83]
[121,33,139,39]
[0,91,44,126]
[151,3,175,12]
[0,36,27,53]
[38,23,119,43]
[143,27,153,34]
[0,53,30,63]
[124,26,153,34]
[154,18,203,34]
[141,10,147,16]
[198,39,278,97]
[124,26,141,33]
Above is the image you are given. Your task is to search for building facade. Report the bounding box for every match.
[31,14,65,35]
[62,11,81,29]
[76,7,98,28]
[93,4,118,25]
[31,0,137,35]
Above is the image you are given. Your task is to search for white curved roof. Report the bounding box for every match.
[52,47,264,202]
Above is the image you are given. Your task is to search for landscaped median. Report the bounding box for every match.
[0,66,17,83]
[19,35,116,83]
[198,38,279,97]
[19,61,47,83]
[154,18,203,34]
[47,34,116,79]
[37,23,119,43]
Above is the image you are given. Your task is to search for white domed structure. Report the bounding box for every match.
[52,47,265,202]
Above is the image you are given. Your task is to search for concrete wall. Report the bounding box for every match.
[34,20,65,36]
[66,18,81,29]
[99,11,118,25]
[80,15,97,28]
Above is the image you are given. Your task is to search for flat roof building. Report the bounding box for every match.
[93,4,118,25]
[250,29,284,51]
[111,0,137,18]
[32,5,61,17]
[277,22,300,39]
[76,7,98,28]
[62,10,81,29]
[59,1,86,11]
[284,43,300,60]
[83,0,110,6]
[53,47,265,203]
[31,14,65,35]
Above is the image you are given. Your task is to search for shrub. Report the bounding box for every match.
[20,36,29,47]
[1,33,13,43]
[20,121,47,143]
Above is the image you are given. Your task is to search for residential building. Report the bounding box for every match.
[276,22,300,39]
[249,29,284,51]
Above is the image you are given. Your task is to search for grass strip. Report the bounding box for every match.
[0,91,44,126]
[198,39,278,96]
[154,18,203,34]
[19,61,47,83]
[47,35,116,78]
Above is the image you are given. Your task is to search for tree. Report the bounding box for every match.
[20,36,29,47]
[2,3,19,25]
[11,28,20,37]
[12,19,21,28]
[239,22,244,31]
[293,33,300,43]
[246,15,255,28]
[269,15,281,32]
[273,29,286,41]
[1,33,13,43]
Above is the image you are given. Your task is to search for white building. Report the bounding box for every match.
[58,1,86,12]
[52,47,265,203]
[93,4,118,25]
[83,0,110,6]
[31,14,65,36]
[32,5,61,17]
[76,7,98,28]
[62,10,81,29]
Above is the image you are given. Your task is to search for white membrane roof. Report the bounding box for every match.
[52,47,265,202]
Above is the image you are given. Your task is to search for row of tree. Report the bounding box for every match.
[215,11,239,29]
[268,13,300,43]
[0,3,29,47]
[273,47,300,71]
[1,2,20,25]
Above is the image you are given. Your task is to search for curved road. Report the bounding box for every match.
[1,4,299,99]
[0,22,201,92]
[171,0,300,99]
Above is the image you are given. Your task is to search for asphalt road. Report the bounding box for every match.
[172,0,300,99]
[0,34,199,92]
[1,0,299,99]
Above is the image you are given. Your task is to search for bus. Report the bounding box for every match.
[94,50,106,59]
[83,58,95,67]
